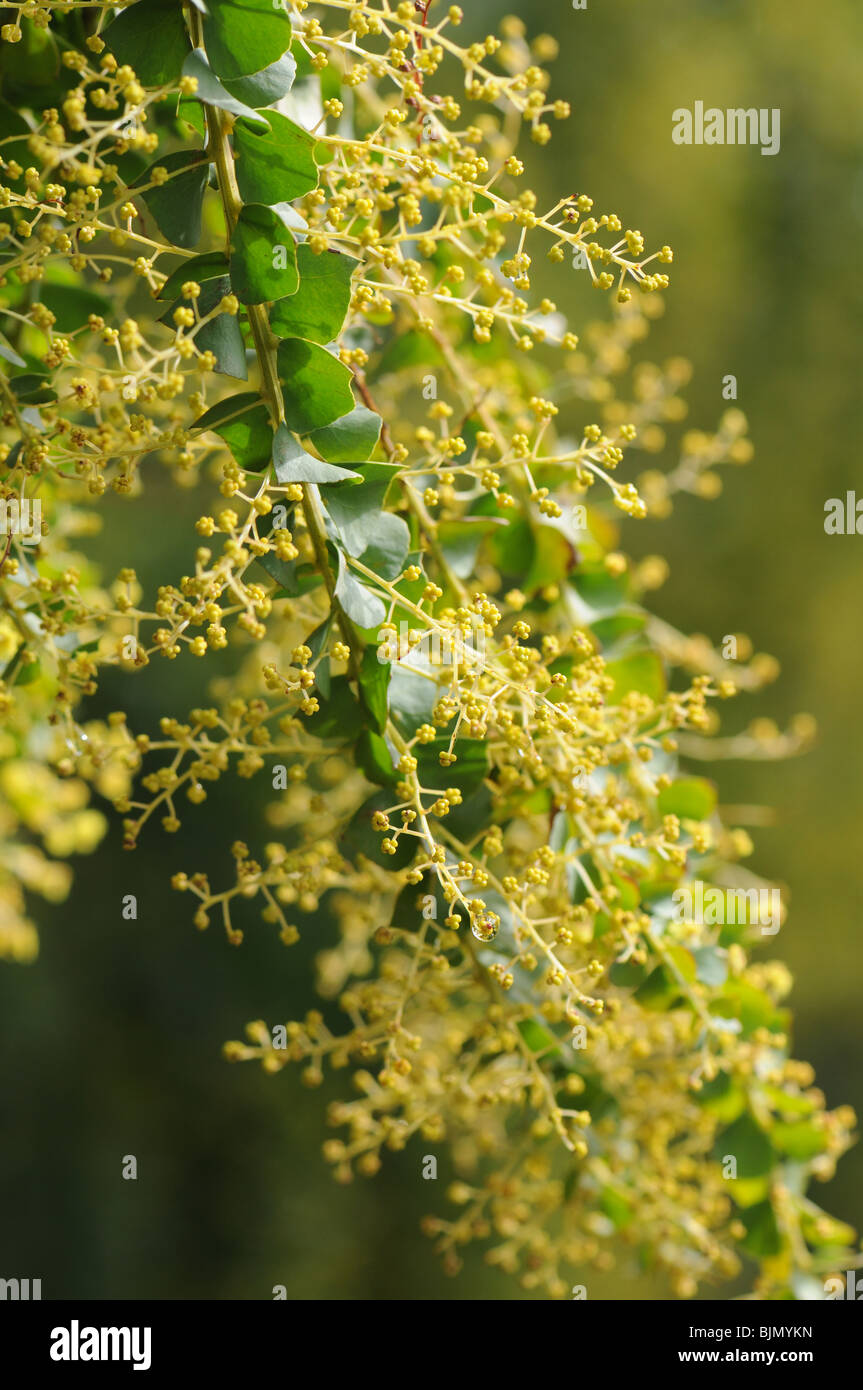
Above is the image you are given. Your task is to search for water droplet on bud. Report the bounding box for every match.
[471,911,499,942]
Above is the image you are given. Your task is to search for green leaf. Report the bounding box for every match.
[334,551,386,629]
[799,1207,856,1251]
[358,646,389,733]
[591,611,646,648]
[305,617,332,662]
[8,374,57,405]
[196,294,248,381]
[136,151,209,251]
[0,17,59,90]
[276,339,354,434]
[344,792,415,869]
[269,244,356,343]
[760,1084,816,1119]
[34,282,111,334]
[357,729,398,786]
[233,113,318,205]
[159,276,247,380]
[488,514,574,595]
[712,1112,774,1179]
[600,1187,634,1230]
[303,675,362,742]
[194,393,272,470]
[605,649,666,706]
[517,1018,561,1058]
[524,523,574,594]
[257,553,320,597]
[0,334,25,368]
[204,0,292,81]
[16,657,41,686]
[277,576,324,600]
[438,518,504,580]
[634,946,696,1011]
[177,93,207,138]
[769,1120,828,1161]
[633,964,681,1011]
[230,204,298,305]
[726,1175,771,1209]
[658,777,717,822]
[273,424,359,483]
[306,405,381,463]
[359,513,410,581]
[389,663,439,734]
[573,566,631,617]
[181,49,270,128]
[712,978,790,1039]
[323,460,399,511]
[609,959,647,989]
[415,737,488,798]
[157,252,230,301]
[304,615,333,698]
[739,1201,783,1257]
[290,38,317,82]
[324,487,410,582]
[104,0,190,86]
[611,873,640,910]
[692,945,728,987]
[223,52,297,108]
[695,1073,748,1124]
[443,791,493,854]
[376,330,444,375]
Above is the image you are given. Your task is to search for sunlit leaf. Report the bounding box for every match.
[695,1072,748,1124]
[277,339,354,434]
[658,777,717,821]
[230,204,298,305]
[222,52,297,108]
[203,0,292,80]
[605,649,666,706]
[306,405,381,463]
[770,1120,828,1161]
[273,424,359,483]
[269,244,356,343]
[233,112,318,205]
[181,50,270,128]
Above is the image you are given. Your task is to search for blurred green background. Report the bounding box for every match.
[2,0,861,1299]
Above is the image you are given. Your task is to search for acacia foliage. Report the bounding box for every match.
[0,0,856,1299]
